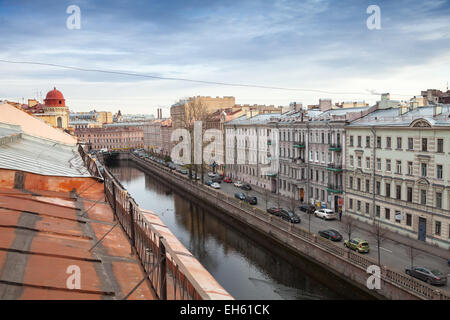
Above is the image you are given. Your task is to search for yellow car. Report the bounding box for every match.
[344,238,370,253]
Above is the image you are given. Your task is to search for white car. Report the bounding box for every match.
[210,182,221,189]
[234,181,243,188]
[314,209,337,220]
[208,172,217,177]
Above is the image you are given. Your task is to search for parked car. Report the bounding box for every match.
[344,238,370,253]
[299,204,316,214]
[245,196,257,205]
[318,229,343,242]
[212,175,223,183]
[205,180,213,186]
[223,177,232,183]
[234,181,244,188]
[210,182,221,189]
[234,192,246,201]
[267,207,281,216]
[180,169,188,175]
[279,209,301,224]
[405,267,447,286]
[241,184,252,191]
[314,208,337,220]
[208,172,217,177]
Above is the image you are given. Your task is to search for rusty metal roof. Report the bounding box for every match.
[0,170,156,300]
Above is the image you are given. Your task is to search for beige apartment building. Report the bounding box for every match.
[171,96,236,130]
[345,100,450,249]
[75,126,144,150]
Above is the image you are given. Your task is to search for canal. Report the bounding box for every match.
[106,158,373,300]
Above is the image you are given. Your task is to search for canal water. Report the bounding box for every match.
[106,159,373,300]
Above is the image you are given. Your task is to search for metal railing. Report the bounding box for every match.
[79,146,229,300]
[131,152,450,300]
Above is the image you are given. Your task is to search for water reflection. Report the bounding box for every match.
[107,159,372,300]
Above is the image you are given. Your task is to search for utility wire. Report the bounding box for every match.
[0,59,414,97]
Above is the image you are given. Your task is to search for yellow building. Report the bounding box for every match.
[34,87,69,130]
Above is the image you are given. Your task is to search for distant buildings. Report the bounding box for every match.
[75,126,144,150]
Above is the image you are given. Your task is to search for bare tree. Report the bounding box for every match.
[288,192,297,214]
[370,219,388,267]
[405,245,421,269]
[263,188,271,211]
[341,214,356,242]
[181,98,213,183]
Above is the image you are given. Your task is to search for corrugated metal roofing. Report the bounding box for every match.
[0,124,91,177]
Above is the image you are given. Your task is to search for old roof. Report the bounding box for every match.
[0,103,76,146]
[0,123,90,178]
[348,104,450,127]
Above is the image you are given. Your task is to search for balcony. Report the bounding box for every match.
[327,163,343,172]
[267,139,272,146]
[327,184,343,194]
[293,141,305,148]
[266,172,277,177]
[329,144,342,152]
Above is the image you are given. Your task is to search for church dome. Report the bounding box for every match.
[44,87,66,107]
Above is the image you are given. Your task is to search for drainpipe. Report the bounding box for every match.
[370,126,376,222]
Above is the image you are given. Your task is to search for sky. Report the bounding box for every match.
[0,0,449,116]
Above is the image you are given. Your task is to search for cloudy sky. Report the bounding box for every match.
[0,0,449,115]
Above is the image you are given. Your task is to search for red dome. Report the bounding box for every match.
[44,87,66,107]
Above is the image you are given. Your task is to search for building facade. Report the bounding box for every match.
[75,126,144,151]
[345,102,450,249]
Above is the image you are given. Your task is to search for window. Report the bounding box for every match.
[366,136,370,148]
[437,165,443,179]
[386,137,391,148]
[407,161,413,175]
[366,179,370,192]
[386,159,391,172]
[358,156,362,168]
[350,136,354,147]
[406,213,412,226]
[376,136,381,148]
[357,201,361,212]
[396,160,402,174]
[397,137,402,149]
[357,136,362,147]
[357,178,361,191]
[436,192,442,209]
[407,187,413,202]
[376,158,381,170]
[349,177,354,189]
[376,181,381,195]
[365,203,370,214]
[349,198,353,209]
[376,205,380,217]
[366,157,371,169]
[420,190,427,205]
[396,185,401,200]
[385,208,390,220]
[437,139,443,153]
[408,137,413,150]
[435,221,441,236]
[350,155,354,167]
[386,183,391,197]
[422,138,427,152]
[421,163,427,177]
